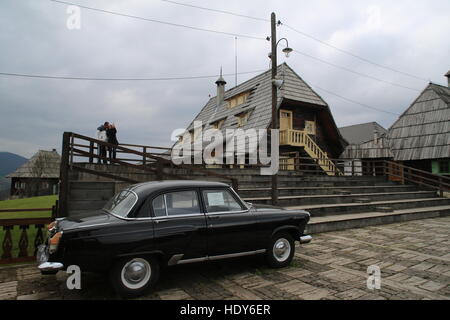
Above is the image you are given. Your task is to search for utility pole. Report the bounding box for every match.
[270,12,278,205]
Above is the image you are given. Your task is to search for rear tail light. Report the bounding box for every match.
[49,231,63,254]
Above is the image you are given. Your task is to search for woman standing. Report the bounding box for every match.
[106,123,119,162]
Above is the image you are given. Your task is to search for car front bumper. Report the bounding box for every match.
[36,244,64,272]
[299,235,312,244]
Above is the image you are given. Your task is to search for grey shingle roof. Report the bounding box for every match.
[6,150,60,178]
[387,83,450,161]
[177,63,342,153]
[339,122,387,145]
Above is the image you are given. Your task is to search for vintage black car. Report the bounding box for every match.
[37,180,312,297]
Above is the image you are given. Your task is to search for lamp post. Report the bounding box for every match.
[270,12,292,205]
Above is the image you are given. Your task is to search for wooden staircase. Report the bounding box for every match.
[280,129,342,176]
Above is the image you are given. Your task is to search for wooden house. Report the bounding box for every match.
[6,149,60,197]
[175,63,347,175]
[340,122,393,175]
[340,71,450,177]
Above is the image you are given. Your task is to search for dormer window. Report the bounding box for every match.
[226,91,250,109]
[236,111,251,127]
[211,118,225,130]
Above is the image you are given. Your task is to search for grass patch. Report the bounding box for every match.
[0,195,57,219]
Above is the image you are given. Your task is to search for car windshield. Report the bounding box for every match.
[103,189,137,218]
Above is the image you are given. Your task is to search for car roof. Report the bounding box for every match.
[129,180,230,195]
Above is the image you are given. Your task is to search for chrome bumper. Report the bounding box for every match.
[36,244,63,272]
[38,262,64,271]
[299,235,312,244]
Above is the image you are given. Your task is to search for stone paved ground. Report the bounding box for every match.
[1,216,449,300]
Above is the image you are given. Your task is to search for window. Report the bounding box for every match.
[152,190,200,217]
[211,119,225,130]
[103,189,137,217]
[202,189,244,213]
[236,112,250,127]
[439,161,449,173]
[305,121,316,135]
[226,92,250,109]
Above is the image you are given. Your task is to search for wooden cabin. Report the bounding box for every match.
[6,149,60,198]
[340,71,450,177]
[174,63,347,175]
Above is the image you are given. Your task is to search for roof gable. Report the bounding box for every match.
[387,83,450,161]
[339,122,387,145]
[6,150,61,178]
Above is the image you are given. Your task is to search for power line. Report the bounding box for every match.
[283,24,428,82]
[48,0,266,40]
[311,84,400,116]
[292,50,421,92]
[161,0,269,22]
[160,0,428,82]
[0,69,267,81]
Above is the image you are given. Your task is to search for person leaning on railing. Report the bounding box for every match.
[96,122,109,164]
[107,123,119,163]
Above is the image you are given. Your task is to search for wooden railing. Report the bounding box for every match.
[59,132,239,217]
[280,129,342,176]
[0,217,53,265]
[384,160,450,196]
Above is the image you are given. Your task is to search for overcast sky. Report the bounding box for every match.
[1,0,449,158]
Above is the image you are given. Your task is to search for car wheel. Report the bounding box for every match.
[110,256,159,299]
[266,232,295,268]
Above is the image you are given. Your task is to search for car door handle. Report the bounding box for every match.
[207,215,220,220]
[155,219,169,224]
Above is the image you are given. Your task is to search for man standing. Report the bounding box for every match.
[107,123,119,162]
[96,122,109,164]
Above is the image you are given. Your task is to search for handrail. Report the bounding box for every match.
[280,129,342,176]
[383,160,449,195]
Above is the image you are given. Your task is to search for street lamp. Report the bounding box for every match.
[269,13,292,205]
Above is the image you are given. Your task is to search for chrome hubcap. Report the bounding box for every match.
[121,258,151,289]
[273,238,291,262]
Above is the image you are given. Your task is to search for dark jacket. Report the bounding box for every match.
[106,128,119,145]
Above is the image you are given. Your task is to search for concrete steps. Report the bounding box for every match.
[286,197,450,217]
[305,205,450,234]
[243,190,438,206]
[238,185,419,197]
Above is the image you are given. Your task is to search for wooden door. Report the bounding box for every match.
[280,110,293,131]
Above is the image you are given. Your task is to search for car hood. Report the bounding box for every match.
[57,209,121,232]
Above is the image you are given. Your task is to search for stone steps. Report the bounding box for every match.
[286,197,450,217]
[305,204,450,234]
[243,191,438,206]
[238,185,419,197]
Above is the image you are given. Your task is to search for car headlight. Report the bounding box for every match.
[49,231,63,254]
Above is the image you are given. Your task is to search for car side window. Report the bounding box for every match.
[152,194,167,217]
[202,189,244,213]
[152,190,200,217]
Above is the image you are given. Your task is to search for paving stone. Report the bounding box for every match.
[419,281,448,292]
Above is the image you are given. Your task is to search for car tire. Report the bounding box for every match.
[266,232,295,268]
[110,256,159,299]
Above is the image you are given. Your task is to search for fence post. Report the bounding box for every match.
[89,141,94,163]
[58,132,70,217]
[143,147,147,166]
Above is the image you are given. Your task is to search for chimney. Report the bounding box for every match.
[215,68,226,106]
[445,70,450,88]
[373,128,379,145]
